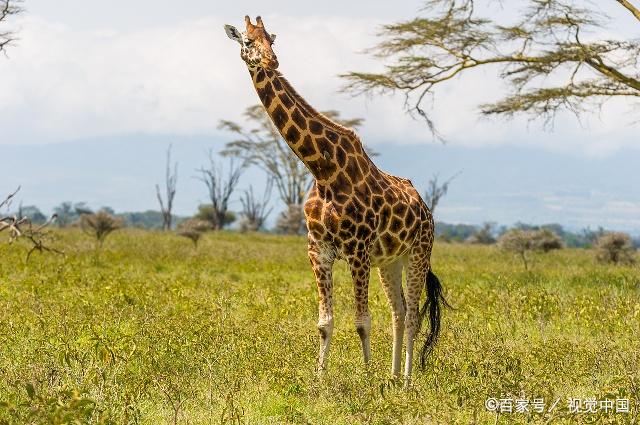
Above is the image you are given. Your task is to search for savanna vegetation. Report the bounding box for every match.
[1,230,638,424]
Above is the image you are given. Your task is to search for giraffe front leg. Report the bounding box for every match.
[350,253,372,365]
[378,260,406,379]
[308,241,335,375]
[403,257,428,387]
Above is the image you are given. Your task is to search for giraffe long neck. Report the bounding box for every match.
[249,67,376,186]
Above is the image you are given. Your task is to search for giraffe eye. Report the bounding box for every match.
[244,39,254,47]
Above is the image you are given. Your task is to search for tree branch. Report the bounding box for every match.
[616,0,640,22]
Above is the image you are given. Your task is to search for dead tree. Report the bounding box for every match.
[424,172,460,215]
[156,145,178,230]
[196,153,245,230]
[239,178,273,232]
[1,187,63,260]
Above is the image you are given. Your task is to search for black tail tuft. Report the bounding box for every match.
[419,270,451,369]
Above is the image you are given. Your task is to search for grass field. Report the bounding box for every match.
[1,230,639,424]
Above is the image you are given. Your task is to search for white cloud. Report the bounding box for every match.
[0,12,638,157]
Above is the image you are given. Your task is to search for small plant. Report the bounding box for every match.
[81,210,122,247]
[595,232,636,265]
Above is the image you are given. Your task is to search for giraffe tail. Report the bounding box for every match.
[419,269,452,369]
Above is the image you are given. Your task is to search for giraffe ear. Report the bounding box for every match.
[270,34,276,43]
[224,25,243,45]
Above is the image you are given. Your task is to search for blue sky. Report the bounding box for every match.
[1,1,639,233]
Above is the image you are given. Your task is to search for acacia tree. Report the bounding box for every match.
[0,0,21,54]
[342,0,640,137]
[196,152,245,230]
[156,145,178,231]
[220,105,364,207]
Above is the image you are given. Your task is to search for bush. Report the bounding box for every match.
[595,232,636,265]
[80,211,123,247]
[532,228,564,253]
[194,204,236,230]
[498,228,563,270]
[176,219,212,248]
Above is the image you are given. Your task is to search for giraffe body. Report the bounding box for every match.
[224,17,447,385]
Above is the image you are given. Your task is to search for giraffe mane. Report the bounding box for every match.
[272,70,360,140]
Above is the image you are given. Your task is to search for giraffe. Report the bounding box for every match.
[224,16,449,385]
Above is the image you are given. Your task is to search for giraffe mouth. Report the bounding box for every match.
[261,58,279,70]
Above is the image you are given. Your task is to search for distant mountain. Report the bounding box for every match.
[4,134,639,235]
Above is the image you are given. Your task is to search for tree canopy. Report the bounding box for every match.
[342,0,640,138]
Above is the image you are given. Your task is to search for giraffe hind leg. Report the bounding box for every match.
[350,253,372,365]
[308,241,335,375]
[378,260,406,378]
[403,255,428,387]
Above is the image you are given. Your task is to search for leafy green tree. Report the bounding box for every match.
[342,0,640,137]
[466,222,496,245]
[19,205,46,224]
[193,204,236,230]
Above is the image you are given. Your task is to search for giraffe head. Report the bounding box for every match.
[224,16,278,70]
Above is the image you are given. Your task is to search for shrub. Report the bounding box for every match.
[80,211,123,247]
[595,232,636,265]
[498,228,563,270]
[176,219,212,248]
[532,228,564,253]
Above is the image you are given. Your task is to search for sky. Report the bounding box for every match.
[1,0,639,233]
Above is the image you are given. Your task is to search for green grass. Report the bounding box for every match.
[0,229,639,424]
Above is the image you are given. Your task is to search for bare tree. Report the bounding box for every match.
[0,0,21,55]
[239,178,273,232]
[196,152,245,230]
[342,0,640,138]
[1,187,63,260]
[156,145,178,231]
[424,172,460,214]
